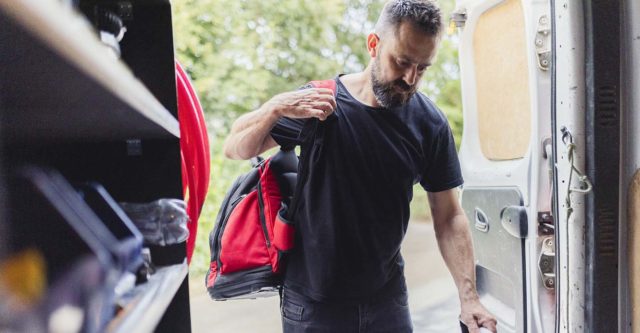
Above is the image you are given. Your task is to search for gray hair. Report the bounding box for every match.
[375,0,443,38]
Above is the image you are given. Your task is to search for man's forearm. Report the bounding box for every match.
[434,213,478,303]
[429,189,496,330]
[223,105,280,160]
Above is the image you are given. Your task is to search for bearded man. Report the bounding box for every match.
[223,1,497,332]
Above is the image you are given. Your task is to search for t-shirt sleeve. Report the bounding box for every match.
[420,123,464,192]
[270,117,307,147]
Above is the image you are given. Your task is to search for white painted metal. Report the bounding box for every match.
[552,1,587,332]
[455,0,553,332]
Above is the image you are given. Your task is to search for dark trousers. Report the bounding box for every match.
[280,280,413,333]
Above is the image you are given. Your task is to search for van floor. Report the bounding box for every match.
[189,221,459,333]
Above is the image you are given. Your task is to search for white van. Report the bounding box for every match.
[453,0,637,332]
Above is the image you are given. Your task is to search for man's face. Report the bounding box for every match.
[371,21,439,108]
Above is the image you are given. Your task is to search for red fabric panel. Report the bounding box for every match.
[259,163,283,271]
[206,261,218,288]
[219,190,270,274]
[309,79,337,95]
[273,214,295,252]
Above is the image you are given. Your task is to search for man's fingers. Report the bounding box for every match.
[310,101,335,113]
[311,87,335,95]
[460,315,480,333]
[308,89,337,108]
[275,88,336,119]
[296,106,327,120]
[309,94,336,109]
[466,320,480,333]
[310,108,327,121]
[296,95,336,110]
[479,317,497,332]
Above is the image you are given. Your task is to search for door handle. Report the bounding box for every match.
[474,208,489,232]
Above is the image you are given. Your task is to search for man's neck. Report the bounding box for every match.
[340,69,381,108]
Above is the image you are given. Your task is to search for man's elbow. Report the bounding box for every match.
[223,131,277,160]
[223,138,244,160]
[223,147,237,160]
[223,138,259,160]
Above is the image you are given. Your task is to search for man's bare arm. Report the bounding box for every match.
[223,88,336,160]
[428,188,497,333]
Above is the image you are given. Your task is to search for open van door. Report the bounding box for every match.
[453,1,554,332]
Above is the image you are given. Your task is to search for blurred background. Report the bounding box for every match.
[172,0,463,331]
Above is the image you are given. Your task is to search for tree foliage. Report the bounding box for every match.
[173,0,461,140]
[172,0,463,274]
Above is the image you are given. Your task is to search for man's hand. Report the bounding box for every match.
[264,88,336,121]
[223,87,337,159]
[460,299,497,333]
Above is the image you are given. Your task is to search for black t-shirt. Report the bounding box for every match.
[270,76,463,302]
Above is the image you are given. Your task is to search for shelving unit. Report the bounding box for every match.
[0,0,179,143]
[107,261,189,333]
[0,0,191,332]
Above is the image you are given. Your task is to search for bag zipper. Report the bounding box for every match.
[256,166,271,247]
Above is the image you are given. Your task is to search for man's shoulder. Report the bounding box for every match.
[409,91,450,130]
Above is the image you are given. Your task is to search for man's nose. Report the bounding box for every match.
[403,66,418,87]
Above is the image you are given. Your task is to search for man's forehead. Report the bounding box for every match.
[385,21,438,59]
[387,36,437,64]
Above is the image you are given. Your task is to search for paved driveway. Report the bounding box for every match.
[189,222,460,332]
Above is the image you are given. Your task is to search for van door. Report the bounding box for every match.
[453,0,554,332]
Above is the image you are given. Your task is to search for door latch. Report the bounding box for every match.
[538,211,554,235]
[538,236,555,289]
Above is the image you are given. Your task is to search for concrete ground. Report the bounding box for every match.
[189,222,460,333]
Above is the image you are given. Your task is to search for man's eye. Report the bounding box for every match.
[418,65,428,72]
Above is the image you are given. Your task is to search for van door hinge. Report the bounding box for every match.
[535,15,551,71]
[538,236,555,289]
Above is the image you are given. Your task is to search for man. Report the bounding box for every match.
[223,1,497,332]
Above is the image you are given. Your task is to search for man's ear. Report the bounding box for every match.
[367,33,380,57]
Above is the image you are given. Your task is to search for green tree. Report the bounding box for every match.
[172,0,463,275]
[174,0,461,135]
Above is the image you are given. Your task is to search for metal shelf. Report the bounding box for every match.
[107,261,189,333]
[0,0,180,143]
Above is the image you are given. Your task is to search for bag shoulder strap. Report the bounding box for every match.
[308,79,337,95]
[283,79,336,220]
[303,79,337,144]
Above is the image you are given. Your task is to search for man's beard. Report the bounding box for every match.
[371,58,419,109]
